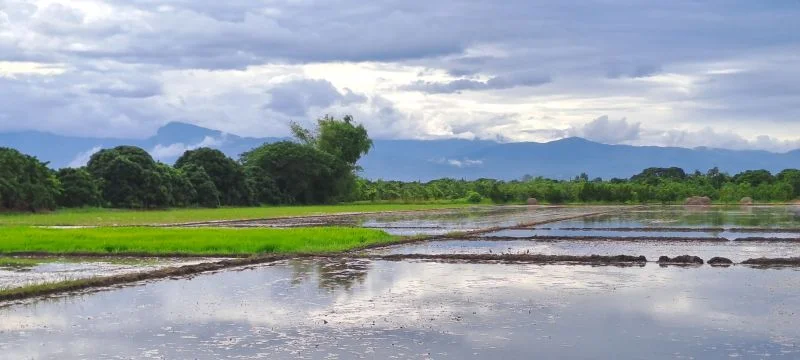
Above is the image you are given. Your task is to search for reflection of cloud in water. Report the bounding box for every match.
[2,261,800,358]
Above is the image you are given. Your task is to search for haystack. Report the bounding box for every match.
[684,196,711,206]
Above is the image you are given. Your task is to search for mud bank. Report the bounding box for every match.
[0,255,300,302]
[170,206,515,228]
[353,207,630,251]
[366,253,648,265]
[708,257,734,266]
[535,226,800,233]
[741,257,800,266]
[0,251,249,258]
[536,226,729,232]
[734,237,800,242]
[470,235,730,242]
[658,255,704,265]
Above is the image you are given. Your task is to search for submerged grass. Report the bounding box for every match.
[0,227,396,256]
[0,278,96,300]
[0,203,479,226]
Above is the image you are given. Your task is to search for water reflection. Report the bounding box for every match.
[567,206,800,228]
[290,258,370,291]
[1,260,798,359]
[368,239,799,262]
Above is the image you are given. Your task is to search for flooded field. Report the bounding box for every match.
[368,239,798,262]
[2,205,800,359]
[0,257,225,291]
[2,259,799,359]
[184,205,616,236]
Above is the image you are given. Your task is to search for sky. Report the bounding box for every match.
[1,0,799,152]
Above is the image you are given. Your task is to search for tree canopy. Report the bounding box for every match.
[175,147,250,206]
[0,147,60,212]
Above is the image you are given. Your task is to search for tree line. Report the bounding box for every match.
[353,167,800,204]
[3,116,800,212]
[0,115,371,212]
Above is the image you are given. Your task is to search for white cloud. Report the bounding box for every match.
[567,116,641,144]
[67,146,101,167]
[430,157,484,168]
[150,135,225,161]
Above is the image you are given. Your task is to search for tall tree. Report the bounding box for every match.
[87,146,169,208]
[291,114,373,167]
[0,148,60,212]
[180,164,220,208]
[175,148,251,206]
[56,168,101,208]
[242,141,347,204]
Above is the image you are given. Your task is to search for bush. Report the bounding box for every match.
[466,191,483,204]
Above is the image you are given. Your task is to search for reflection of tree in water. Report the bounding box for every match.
[358,207,523,228]
[289,258,371,291]
[581,206,800,227]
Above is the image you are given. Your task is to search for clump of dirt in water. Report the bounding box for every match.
[708,257,734,266]
[658,255,704,265]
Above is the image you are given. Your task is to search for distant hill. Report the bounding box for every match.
[3,122,800,181]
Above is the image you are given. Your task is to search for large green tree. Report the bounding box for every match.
[733,169,774,187]
[175,148,251,206]
[0,148,60,212]
[291,114,373,167]
[242,141,347,204]
[56,168,101,208]
[181,164,221,208]
[156,163,197,207]
[87,146,169,208]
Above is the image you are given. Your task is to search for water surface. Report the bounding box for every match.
[1,259,798,359]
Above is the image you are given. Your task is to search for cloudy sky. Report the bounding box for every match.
[1,0,798,151]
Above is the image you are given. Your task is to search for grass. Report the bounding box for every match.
[0,203,481,226]
[0,278,97,300]
[0,226,396,256]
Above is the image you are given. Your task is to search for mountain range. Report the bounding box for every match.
[2,122,798,181]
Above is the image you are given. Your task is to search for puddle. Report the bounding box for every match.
[0,257,227,291]
[1,259,798,359]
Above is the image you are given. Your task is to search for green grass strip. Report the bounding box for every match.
[0,203,479,226]
[0,227,396,256]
